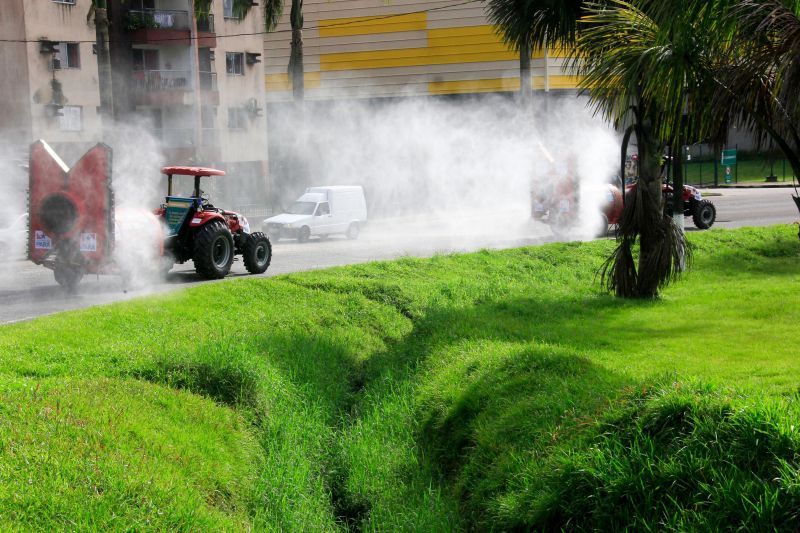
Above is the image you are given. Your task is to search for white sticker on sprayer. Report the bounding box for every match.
[34,230,52,250]
[80,233,97,252]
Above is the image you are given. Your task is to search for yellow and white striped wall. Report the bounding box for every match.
[263,0,579,101]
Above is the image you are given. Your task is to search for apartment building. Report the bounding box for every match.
[0,0,269,207]
[0,0,102,152]
[263,0,579,101]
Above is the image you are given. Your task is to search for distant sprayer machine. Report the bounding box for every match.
[27,140,271,289]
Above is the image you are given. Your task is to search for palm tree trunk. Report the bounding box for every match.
[635,118,668,298]
[604,106,683,300]
[289,0,304,102]
[94,3,114,129]
[519,41,531,107]
[672,140,685,229]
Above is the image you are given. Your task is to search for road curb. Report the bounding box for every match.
[697,183,796,189]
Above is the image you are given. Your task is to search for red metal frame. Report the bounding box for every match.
[28,141,114,273]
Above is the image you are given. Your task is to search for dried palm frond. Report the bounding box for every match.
[601,182,691,298]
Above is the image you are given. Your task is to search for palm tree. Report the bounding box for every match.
[712,0,800,231]
[572,0,728,297]
[87,1,113,129]
[262,0,304,102]
[485,0,583,105]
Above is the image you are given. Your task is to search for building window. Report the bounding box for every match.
[54,42,80,69]
[131,0,155,9]
[226,52,244,75]
[223,0,237,19]
[132,48,159,71]
[201,106,216,129]
[228,107,247,130]
[59,106,82,131]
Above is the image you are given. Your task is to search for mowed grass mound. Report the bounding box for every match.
[0,225,797,530]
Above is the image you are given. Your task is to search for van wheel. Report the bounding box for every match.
[346,223,360,240]
[297,226,311,243]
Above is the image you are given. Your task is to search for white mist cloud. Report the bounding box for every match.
[272,94,620,242]
[106,121,168,287]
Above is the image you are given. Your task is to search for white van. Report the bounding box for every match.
[262,186,367,242]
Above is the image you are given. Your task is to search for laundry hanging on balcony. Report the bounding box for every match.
[153,12,174,28]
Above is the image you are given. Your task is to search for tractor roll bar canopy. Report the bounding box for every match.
[161,166,226,198]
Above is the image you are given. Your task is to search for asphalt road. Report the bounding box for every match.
[0,186,796,325]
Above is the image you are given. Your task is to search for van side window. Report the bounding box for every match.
[316,202,330,216]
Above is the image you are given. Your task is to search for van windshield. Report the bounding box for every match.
[287,201,317,215]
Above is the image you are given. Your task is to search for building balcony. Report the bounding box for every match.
[127,9,216,47]
[152,128,220,148]
[155,128,221,164]
[133,69,191,91]
[132,70,219,106]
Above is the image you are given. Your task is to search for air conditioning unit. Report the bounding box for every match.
[244,97,262,117]
[209,51,215,61]
[39,40,57,54]
[50,58,62,71]
[246,52,261,65]
[44,104,64,118]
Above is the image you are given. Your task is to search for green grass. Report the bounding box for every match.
[0,225,798,530]
[685,156,797,185]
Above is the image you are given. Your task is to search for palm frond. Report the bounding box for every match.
[484,0,583,52]
[263,0,285,31]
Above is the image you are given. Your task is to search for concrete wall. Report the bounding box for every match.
[22,0,101,145]
[0,0,32,145]
[263,0,578,101]
[213,1,268,165]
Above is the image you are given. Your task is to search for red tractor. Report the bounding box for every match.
[156,166,272,279]
[533,177,716,237]
[602,181,716,229]
[661,182,716,229]
[27,141,272,288]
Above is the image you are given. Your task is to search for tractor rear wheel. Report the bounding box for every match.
[243,232,272,274]
[193,220,234,279]
[692,200,716,229]
[595,214,609,238]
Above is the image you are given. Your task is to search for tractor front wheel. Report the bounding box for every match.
[193,220,234,279]
[243,232,272,274]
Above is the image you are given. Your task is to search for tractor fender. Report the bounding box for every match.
[189,211,226,228]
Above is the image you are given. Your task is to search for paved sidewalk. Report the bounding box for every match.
[698,181,797,189]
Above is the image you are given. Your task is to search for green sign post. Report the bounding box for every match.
[721,149,737,183]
